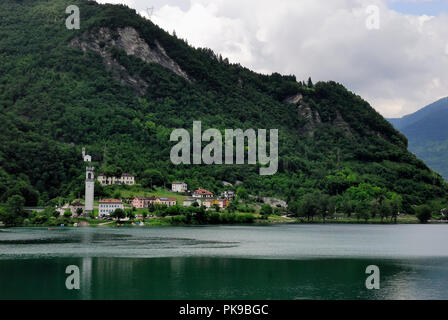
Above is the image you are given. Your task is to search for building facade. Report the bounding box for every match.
[171,182,188,193]
[131,197,155,208]
[183,198,200,207]
[185,198,228,209]
[131,197,177,208]
[97,173,135,186]
[221,190,235,200]
[154,198,177,207]
[99,199,124,217]
[57,201,84,217]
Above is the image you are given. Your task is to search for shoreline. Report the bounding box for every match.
[2,219,445,228]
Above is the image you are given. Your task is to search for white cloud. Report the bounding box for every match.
[96,0,448,118]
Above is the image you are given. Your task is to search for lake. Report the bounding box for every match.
[0,225,447,300]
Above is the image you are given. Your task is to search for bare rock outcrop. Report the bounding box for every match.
[69,27,190,94]
[297,101,322,137]
[331,111,353,138]
[262,197,288,208]
[283,93,303,105]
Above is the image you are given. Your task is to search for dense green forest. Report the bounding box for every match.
[0,0,446,222]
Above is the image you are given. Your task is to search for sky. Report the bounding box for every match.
[96,0,448,118]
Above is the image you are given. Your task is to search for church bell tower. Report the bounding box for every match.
[83,147,94,217]
[85,166,95,216]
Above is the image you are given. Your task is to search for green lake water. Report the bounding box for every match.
[0,225,447,300]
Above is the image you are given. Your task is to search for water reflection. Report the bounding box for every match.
[81,257,92,300]
[1,226,448,299]
[1,257,446,299]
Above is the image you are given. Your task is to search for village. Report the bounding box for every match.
[58,170,240,220]
[52,148,424,225]
[53,148,250,222]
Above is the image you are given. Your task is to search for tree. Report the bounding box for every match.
[355,201,369,222]
[1,195,28,226]
[76,208,84,216]
[299,193,320,221]
[212,204,220,212]
[63,209,73,218]
[237,187,249,201]
[126,209,135,219]
[318,194,333,222]
[227,201,238,213]
[141,169,165,188]
[341,199,355,217]
[391,195,402,224]
[307,77,314,88]
[416,205,432,224]
[111,208,125,221]
[380,200,392,223]
[6,195,25,217]
[369,199,380,220]
[288,201,300,217]
[260,204,273,218]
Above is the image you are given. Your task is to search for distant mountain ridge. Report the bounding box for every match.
[388,97,448,179]
[388,97,448,131]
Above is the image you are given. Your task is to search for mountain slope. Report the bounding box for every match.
[388,97,448,179]
[388,97,448,131]
[0,0,446,210]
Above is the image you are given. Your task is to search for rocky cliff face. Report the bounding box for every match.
[331,111,353,138]
[286,93,352,138]
[69,26,190,94]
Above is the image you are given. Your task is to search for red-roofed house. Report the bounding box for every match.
[193,188,214,198]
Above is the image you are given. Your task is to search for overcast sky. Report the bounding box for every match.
[96,0,448,118]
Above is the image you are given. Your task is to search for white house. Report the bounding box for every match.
[172,182,188,193]
[97,173,135,186]
[221,190,235,200]
[99,199,124,217]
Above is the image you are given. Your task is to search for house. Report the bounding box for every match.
[172,182,188,193]
[99,198,124,217]
[97,173,135,186]
[221,190,235,200]
[57,201,85,217]
[121,173,135,185]
[154,198,177,207]
[70,201,85,216]
[131,197,155,209]
[193,188,214,198]
[183,198,200,207]
[217,199,229,209]
[198,198,229,209]
[201,199,214,209]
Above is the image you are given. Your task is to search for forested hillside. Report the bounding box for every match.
[389,97,448,180]
[0,0,446,214]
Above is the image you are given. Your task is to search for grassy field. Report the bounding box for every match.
[104,186,188,204]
